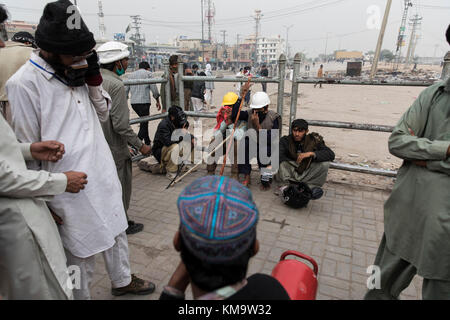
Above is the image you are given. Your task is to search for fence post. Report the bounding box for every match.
[289,53,302,131]
[178,60,185,110]
[277,54,287,130]
[163,60,171,110]
[441,51,450,81]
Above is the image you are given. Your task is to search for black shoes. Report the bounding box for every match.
[311,187,324,200]
[126,221,144,235]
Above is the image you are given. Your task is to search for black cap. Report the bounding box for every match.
[292,119,309,131]
[12,31,37,48]
[139,61,150,69]
[0,4,8,24]
[35,0,95,55]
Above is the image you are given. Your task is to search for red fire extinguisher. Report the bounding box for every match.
[271,251,319,300]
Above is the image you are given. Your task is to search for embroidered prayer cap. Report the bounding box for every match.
[177,176,259,263]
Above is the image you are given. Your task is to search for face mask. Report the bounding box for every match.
[257,111,267,122]
[116,61,125,76]
[45,54,88,87]
[65,60,88,87]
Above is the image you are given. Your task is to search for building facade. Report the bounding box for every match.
[256,36,285,65]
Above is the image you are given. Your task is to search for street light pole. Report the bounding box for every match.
[283,25,294,59]
[324,32,331,62]
[201,0,204,67]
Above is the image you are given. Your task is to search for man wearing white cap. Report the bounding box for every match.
[97,41,151,236]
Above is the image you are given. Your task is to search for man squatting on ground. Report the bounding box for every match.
[6,0,154,300]
[231,91,281,190]
[97,41,152,235]
[206,91,246,177]
[364,25,450,300]
[147,106,195,181]
[276,119,335,200]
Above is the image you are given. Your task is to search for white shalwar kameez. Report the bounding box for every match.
[6,51,132,300]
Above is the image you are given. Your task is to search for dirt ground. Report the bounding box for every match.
[129,66,434,191]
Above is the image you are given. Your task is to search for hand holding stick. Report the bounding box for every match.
[219,77,252,176]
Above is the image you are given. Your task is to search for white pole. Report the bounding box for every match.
[370,0,393,80]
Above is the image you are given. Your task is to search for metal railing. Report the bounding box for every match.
[126,52,447,178]
[287,52,449,177]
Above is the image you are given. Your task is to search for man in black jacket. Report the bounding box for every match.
[144,106,193,180]
[190,71,206,114]
[277,119,335,200]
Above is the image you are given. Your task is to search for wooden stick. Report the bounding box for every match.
[219,76,252,176]
[169,133,235,187]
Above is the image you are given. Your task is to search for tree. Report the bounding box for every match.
[380,49,395,62]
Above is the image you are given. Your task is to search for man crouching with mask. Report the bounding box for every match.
[6,0,155,299]
[145,106,195,181]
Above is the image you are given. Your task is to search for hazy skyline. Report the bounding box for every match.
[3,0,449,58]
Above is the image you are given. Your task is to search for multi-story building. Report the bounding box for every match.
[256,36,285,65]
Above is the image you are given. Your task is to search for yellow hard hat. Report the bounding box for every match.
[222,92,239,106]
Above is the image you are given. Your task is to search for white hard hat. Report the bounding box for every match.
[97,41,130,64]
[250,92,271,109]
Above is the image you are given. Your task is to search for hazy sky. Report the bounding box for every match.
[3,0,449,58]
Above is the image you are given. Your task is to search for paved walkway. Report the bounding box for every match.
[90,164,423,300]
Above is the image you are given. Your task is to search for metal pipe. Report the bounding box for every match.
[130,112,217,125]
[124,78,167,86]
[295,78,434,87]
[185,111,217,119]
[289,53,301,130]
[130,113,168,125]
[163,60,171,111]
[178,60,185,110]
[330,162,397,177]
[277,54,287,130]
[306,120,394,133]
[180,75,280,83]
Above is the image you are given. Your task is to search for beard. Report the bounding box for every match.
[41,53,87,87]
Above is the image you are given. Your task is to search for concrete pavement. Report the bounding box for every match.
[89,163,423,300]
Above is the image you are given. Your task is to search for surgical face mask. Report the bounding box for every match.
[116,61,125,76]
